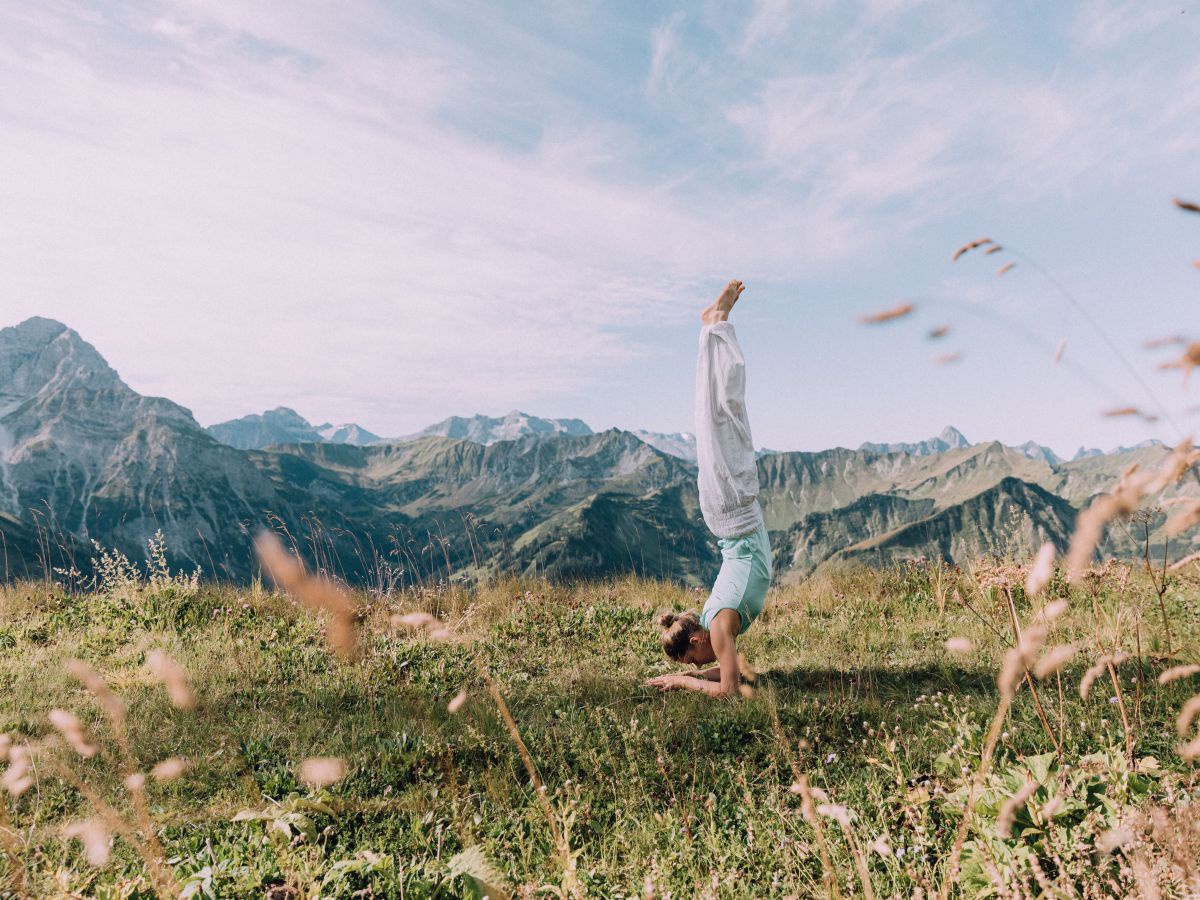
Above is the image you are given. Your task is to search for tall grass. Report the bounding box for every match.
[1,530,1199,895]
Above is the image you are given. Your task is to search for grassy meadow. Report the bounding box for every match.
[1,552,1199,897]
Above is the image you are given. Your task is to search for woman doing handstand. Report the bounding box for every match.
[645,279,772,698]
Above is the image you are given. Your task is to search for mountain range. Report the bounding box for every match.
[0,317,1192,587]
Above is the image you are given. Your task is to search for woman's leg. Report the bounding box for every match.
[695,281,764,541]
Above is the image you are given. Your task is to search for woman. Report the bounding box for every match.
[645,279,772,698]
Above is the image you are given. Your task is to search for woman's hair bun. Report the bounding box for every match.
[656,611,677,629]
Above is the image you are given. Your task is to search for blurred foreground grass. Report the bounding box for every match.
[1,559,1199,897]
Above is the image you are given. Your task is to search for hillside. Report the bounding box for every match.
[1,317,1194,586]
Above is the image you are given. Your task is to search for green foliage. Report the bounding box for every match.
[0,564,1198,896]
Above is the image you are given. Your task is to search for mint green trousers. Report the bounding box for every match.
[700,521,772,634]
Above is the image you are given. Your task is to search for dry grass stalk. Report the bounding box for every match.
[794,774,841,899]
[996,779,1038,838]
[1025,543,1055,597]
[1168,550,1200,572]
[298,757,347,788]
[819,804,875,900]
[1,744,32,796]
[145,650,195,710]
[942,658,1022,895]
[1102,407,1140,418]
[1038,599,1069,623]
[151,757,188,783]
[1179,734,1200,761]
[929,324,950,339]
[1097,826,1135,855]
[1081,653,1129,700]
[66,660,126,732]
[48,710,97,758]
[1159,665,1200,685]
[62,818,110,867]
[1164,499,1200,537]
[254,532,358,659]
[1158,341,1200,384]
[985,245,1004,255]
[1149,437,1200,492]
[1143,335,1185,349]
[1033,645,1075,679]
[1177,695,1200,739]
[482,672,581,896]
[1067,466,1153,582]
[996,262,1015,277]
[952,237,993,261]
[1054,338,1066,364]
[933,352,961,365]
[1174,198,1200,213]
[858,302,915,325]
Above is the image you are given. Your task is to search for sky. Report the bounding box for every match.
[1,0,1199,458]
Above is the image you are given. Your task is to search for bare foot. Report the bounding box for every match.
[701,280,745,325]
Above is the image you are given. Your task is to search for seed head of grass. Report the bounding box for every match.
[1081,653,1129,700]
[151,757,188,783]
[144,650,195,710]
[447,690,467,714]
[1096,826,1134,855]
[1,744,33,796]
[1159,665,1200,685]
[1033,645,1076,679]
[952,237,992,261]
[857,302,915,324]
[996,779,1038,838]
[298,756,347,788]
[66,660,126,731]
[1176,695,1200,739]
[945,637,974,654]
[48,709,97,758]
[254,532,358,659]
[62,819,110,867]
[1025,543,1055,597]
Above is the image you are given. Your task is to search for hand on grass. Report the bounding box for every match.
[644,674,689,691]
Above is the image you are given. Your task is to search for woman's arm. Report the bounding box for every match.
[707,609,741,697]
[646,610,742,698]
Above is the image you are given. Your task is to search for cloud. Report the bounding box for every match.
[0,1,778,432]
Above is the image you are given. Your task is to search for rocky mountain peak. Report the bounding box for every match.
[0,317,122,410]
[937,426,970,449]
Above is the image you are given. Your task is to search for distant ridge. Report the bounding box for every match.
[2,316,1191,585]
[400,410,593,445]
[859,426,971,456]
